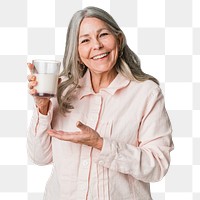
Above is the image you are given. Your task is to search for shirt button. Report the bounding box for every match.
[80,184,86,191]
[99,160,104,165]
[82,160,89,167]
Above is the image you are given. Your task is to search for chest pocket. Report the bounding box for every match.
[97,119,139,145]
[52,110,87,132]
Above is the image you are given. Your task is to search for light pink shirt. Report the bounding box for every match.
[27,70,173,200]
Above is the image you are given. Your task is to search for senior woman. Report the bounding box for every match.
[27,6,173,200]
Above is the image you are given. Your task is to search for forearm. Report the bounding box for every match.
[27,107,53,165]
[96,135,173,182]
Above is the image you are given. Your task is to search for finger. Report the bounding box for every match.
[48,129,64,134]
[76,121,87,130]
[28,81,37,89]
[48,130,71,141]
[28,82,33,90]
[48,132,63,140]
[29,88,37,95]
[48,130,79,137]
[48,129,83,141]
[27,74,36,82]
[27,63,35,74]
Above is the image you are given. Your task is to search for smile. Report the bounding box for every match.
[92,52,109,60]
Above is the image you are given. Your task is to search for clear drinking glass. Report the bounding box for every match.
[32,59,61,97]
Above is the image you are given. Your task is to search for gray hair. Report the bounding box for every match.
[57,6,159,113]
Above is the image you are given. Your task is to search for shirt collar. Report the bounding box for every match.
[78,69,130,99]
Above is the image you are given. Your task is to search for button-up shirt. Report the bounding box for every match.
[27,70,173,200]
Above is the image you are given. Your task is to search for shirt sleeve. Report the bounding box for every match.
[27,101,54,165]
[96,87,174,183]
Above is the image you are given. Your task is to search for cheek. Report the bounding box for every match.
[111,45,120,59]
[108,39,120,55]
[78,46,89,60]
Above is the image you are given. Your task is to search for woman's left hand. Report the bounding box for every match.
[47,121,103,150]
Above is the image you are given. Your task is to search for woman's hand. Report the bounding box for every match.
[47,121,103,150]
[27,63,50,115]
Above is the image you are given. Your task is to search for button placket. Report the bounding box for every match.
[77,95,103,199]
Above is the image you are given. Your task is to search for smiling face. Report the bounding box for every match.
[78,17,121,76]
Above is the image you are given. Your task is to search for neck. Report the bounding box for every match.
[90,69,118,93]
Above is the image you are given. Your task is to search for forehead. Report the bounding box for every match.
[79,17,108,35]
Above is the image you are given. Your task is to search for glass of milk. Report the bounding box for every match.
[32,59,61,97]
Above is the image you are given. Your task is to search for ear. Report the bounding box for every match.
[77,57,83,65]
[117,33,123,49]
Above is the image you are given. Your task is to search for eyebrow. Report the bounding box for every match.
[79,28,109,38]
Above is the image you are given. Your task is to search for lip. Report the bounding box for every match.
[91,52,110,60]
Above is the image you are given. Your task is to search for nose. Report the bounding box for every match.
[92,38,103,50]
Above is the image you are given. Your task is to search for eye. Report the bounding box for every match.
[80,39,89,44]
[100,32,109,37]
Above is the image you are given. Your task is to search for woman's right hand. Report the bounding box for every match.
[27,63,50,115]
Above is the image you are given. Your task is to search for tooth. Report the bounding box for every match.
[93,53,107,60]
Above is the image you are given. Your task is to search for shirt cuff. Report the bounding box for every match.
[32,100,53,125]
[95,137,117,168]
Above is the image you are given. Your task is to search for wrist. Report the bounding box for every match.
[37,102,50,115]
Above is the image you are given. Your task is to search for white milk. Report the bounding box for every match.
[35,74,58,97]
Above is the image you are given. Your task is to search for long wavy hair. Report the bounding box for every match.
[57,6,159,113]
